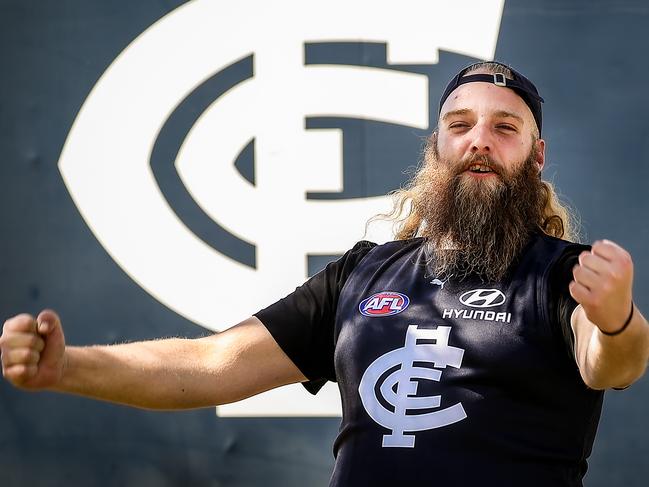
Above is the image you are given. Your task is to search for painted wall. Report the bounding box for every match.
[1,0,648,485]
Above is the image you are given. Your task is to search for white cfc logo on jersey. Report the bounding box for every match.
[358,325,466,447]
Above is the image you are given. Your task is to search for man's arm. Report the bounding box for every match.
[0,310,306,410]
[570,240,649,389]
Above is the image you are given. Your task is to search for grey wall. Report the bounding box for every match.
[1,1,648,485]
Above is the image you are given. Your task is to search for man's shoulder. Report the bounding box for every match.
[340,238,424,275]
[376,236,425,249]
[516,233,590,284]
[362,237,425,256]
[529,232,589,256]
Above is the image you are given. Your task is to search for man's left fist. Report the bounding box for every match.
[569,239,634,334]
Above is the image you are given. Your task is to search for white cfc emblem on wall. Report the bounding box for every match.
[359,326,466,447]
[58,0,504,416]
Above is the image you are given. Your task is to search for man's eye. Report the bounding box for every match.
[497,124,517,132]
[449,122,469,129]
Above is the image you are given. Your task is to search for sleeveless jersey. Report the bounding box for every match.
[256,233,603,486]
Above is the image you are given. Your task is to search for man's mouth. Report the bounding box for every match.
[466,164,495,174]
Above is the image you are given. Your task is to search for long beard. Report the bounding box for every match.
[419,143,545,282]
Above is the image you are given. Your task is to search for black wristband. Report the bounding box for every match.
[600,302,635,337]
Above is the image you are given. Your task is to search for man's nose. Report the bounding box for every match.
[469,123,493,154]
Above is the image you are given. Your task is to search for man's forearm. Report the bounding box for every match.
[54,338,223,410]
[578,306,649,389]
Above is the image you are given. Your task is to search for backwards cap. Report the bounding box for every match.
[438,62,545,134]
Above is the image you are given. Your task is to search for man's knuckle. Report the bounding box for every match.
[598,281,611,293]
[3,335,19,349]
[15,314,34,324]
[27,350,40,364]
[580,291,591,303]
[13,349,28,362]
[9,365,26,380]
[5,315,34,332]
[32,337,45,352]
[620,254,633,270]
[5,351,19,367]
[2,320,14,334]
[589,300,602,312]
[574,290,588,304]
[18,365,34,380]
[28,334,41,348]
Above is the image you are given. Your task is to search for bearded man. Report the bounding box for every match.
[2,62,648,486]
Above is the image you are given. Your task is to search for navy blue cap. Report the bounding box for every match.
[438,62,545,134]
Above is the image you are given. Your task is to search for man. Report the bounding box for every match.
[2,62,648,486]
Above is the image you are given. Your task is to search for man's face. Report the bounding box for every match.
[416,71,549,281]
[436,72,544,182]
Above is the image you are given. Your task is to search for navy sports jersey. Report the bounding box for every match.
[255,233,604,486]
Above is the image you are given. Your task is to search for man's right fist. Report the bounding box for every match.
[0,310,66,390]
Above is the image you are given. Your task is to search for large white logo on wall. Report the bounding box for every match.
[58,0,504,416]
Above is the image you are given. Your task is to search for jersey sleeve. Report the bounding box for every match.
[254,240,377,394]
[547,244,589,361]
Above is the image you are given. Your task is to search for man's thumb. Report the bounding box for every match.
[36,309,62,336]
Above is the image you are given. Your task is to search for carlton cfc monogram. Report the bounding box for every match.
[358,325,466,448]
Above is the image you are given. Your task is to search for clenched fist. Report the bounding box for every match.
[569,240,634,334]
[0,310,66,390]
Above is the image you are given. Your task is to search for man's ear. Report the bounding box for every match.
[535,138,546,172]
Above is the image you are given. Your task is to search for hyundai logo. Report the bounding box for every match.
[459,289,506,308]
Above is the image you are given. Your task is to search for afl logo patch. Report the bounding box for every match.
[359,292,410,317]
